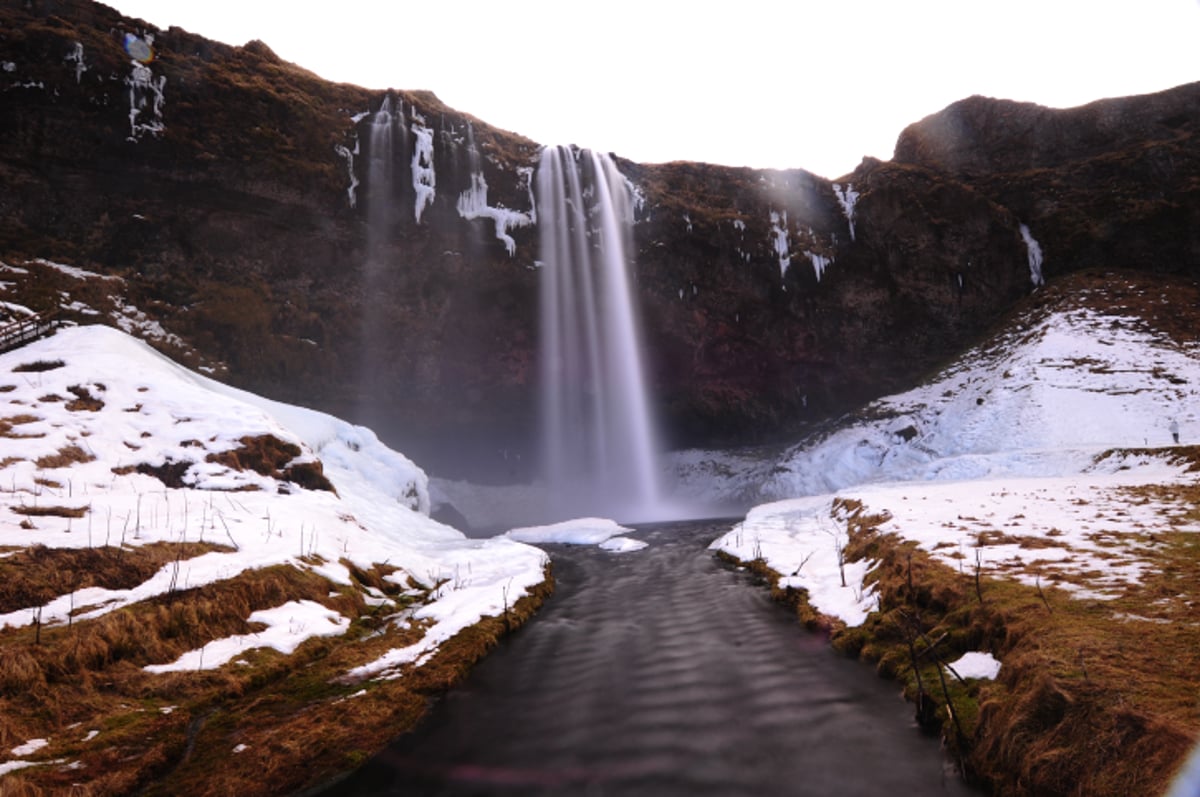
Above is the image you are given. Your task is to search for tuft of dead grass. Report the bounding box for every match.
[206,435,335,493]
[11,360,64,373]
[65,385,104,412]
[0,542,232,615]
[33,445,94,469]
[0,414,41,438]
[11,504,88,519]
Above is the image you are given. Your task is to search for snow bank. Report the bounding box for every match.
[711,497,878,627]
[763,307,1200,499]
[506,517,632,546]
[0,326,547,679]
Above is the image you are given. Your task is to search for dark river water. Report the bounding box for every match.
[327,519,979,796]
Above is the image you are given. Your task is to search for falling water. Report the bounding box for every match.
[356,95,404,420]
[536,146,662,519]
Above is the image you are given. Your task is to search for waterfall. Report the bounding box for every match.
[365,94,402,256]
[536,146,662,519]
[357,95,404,419]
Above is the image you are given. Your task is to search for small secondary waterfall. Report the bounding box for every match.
[364,94,402,269]
[536,146,662,519]
[356,95,404,420]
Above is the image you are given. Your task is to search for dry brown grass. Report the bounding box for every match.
[0,549,554,797]
[0,414,41,438]
[33,445,95,469]
[10,360,64,373]
[206,434,335,493]
[0,542,232,614]
[65,385,104,412]
[729,495,1200,797]
[10,504,88,519]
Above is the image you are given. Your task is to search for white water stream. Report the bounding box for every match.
[536,147,663,521]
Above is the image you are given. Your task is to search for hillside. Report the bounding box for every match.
[2,1,1197,479]
[0,323,549,795]
[702,271,1200,795]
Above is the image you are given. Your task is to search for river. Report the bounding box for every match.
[326,518,979,796]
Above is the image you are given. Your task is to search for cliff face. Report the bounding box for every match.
[2,0,1197,480]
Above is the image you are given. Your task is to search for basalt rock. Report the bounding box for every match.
[2,0,1197,481]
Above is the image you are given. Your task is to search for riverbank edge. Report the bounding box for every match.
[266,567,557,797]
[715,498,1197,797]
[34,566,558,797]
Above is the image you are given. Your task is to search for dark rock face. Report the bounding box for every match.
[2,0,1197,481]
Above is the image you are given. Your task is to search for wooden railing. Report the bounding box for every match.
[0,310,60,354]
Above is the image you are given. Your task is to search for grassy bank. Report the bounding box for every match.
[725,494,1200,796]
[0,551,553,796]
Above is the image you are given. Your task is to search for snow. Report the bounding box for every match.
[29,258,120,282]
[144,600,349,672]
[9,739,48,757]
[506,517,632,546]
[711,497,878,627]
[710,301,1200,632]
[0,325,547,681]
[947,651,1001,680]
[599,536,648,553]
[0,761,36,776]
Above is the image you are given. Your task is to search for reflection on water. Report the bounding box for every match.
[326,520,981,796]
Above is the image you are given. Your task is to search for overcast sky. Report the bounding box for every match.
[106,0,1199,178]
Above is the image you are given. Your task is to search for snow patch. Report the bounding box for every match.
[711,497,878,627]
[144,600,349,673]
[947,651,1001,680]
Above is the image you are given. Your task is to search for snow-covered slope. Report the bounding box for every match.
[0,325,547,674]
[764,305,1198,498]
[711,301,1200,625]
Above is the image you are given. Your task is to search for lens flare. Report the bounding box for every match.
[123,33,154,64]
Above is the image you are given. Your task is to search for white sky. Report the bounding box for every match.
[107,0,1199,178]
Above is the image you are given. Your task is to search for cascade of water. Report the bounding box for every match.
[536,146,663,519]
[357,95,404,419]
[365,95,401,255]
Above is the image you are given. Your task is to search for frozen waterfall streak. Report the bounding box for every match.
[537,147,661,516]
